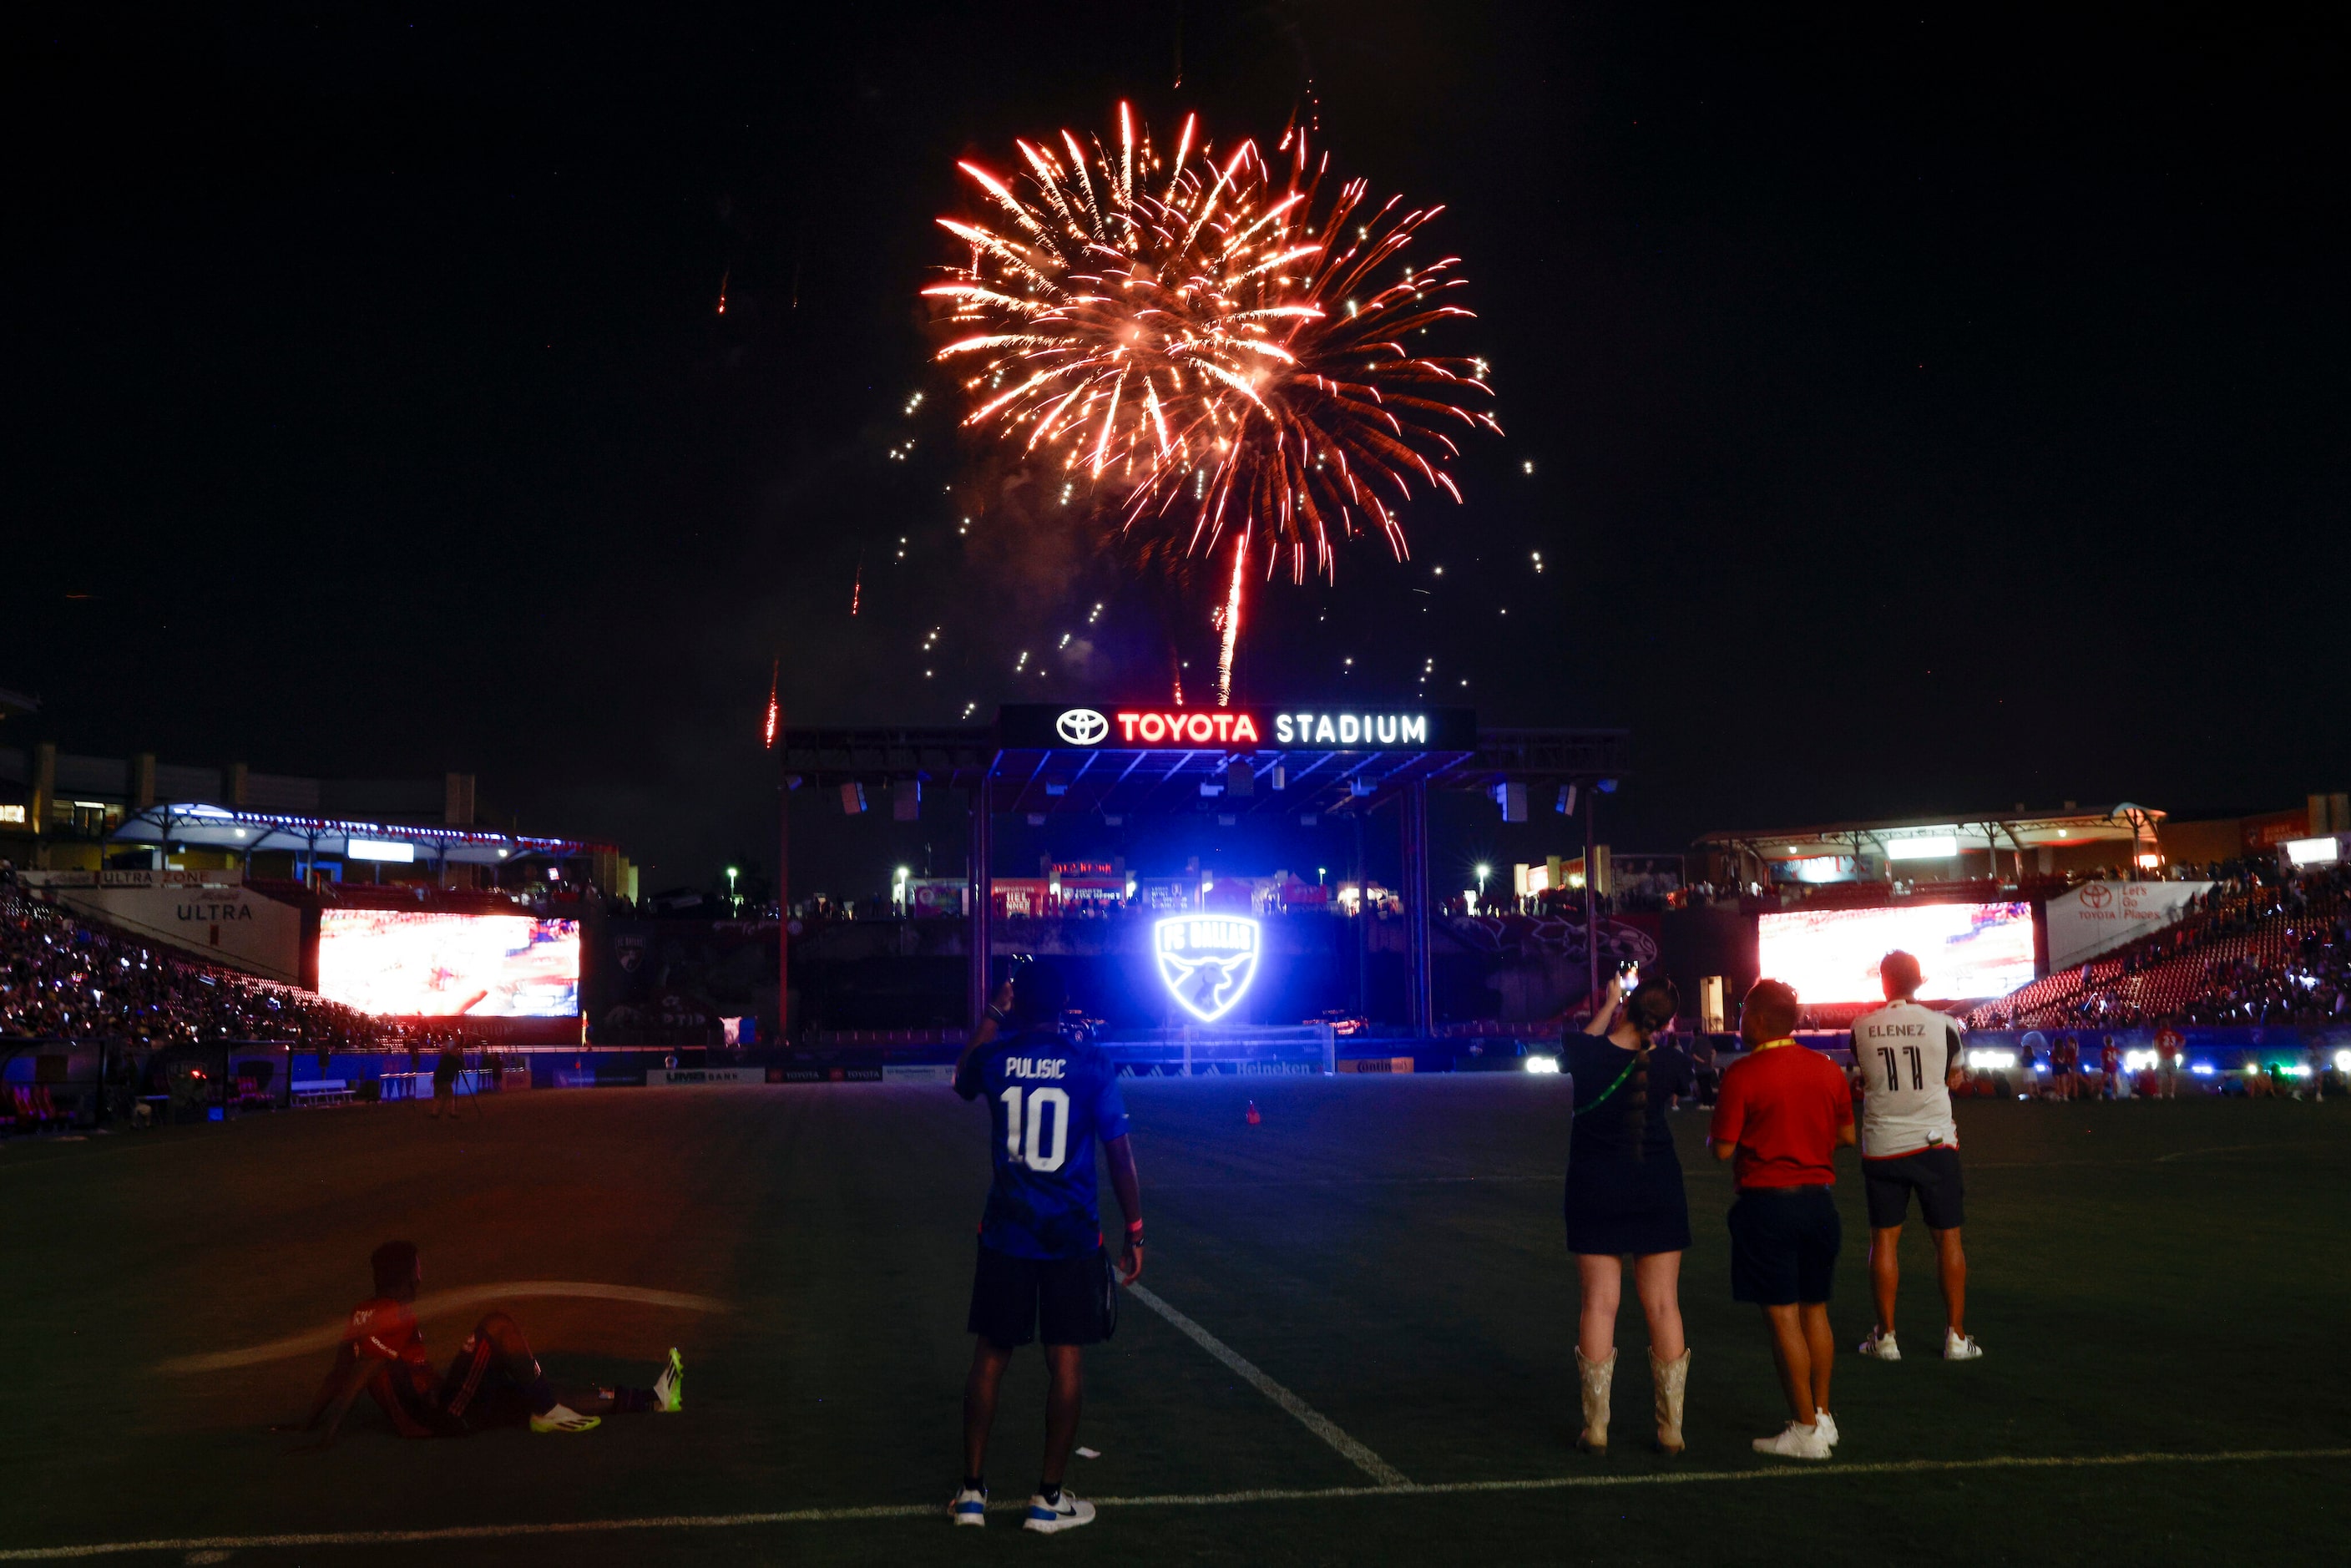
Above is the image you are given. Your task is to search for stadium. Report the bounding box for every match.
[4,694,2348,1562]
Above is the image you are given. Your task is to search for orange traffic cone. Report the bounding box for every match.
[1245,1100,1261,1125]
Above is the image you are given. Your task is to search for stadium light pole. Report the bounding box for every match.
[1585,783,1599,1015]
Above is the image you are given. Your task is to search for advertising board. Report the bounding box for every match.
[317,909,580,1017]
[1758,903,2037,1004]
[2044,880,2212,972]
[998,703,1478,751]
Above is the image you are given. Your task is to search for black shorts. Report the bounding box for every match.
[1863,1147,1965,1231]
[968,1242,1116,1348]
[1727,1187,1841,1306]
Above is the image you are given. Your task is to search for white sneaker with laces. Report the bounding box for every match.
[1858,1328,1901,1361]
[653,1347,685,1413]
[1024,1491,1097,1534]
[1752,1420,1833,1460]
[1944,1329,1984,1361]
[529,1403,600,1434]
[948,1486,987,1527]
[1814,1409,1840,1448]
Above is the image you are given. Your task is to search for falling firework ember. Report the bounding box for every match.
[928,103,1498,704]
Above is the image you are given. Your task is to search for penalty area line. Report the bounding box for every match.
[3,1449,2348,1560]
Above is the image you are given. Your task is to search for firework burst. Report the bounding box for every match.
[928,103,1498,704]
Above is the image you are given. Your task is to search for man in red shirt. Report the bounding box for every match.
[1711,979,1857,1460]
[294,1242,683,1445]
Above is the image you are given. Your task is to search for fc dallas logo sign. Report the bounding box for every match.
[1155,916,1261,1023]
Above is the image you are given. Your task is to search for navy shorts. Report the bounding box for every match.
[1863,1148,1965,1231]
[1728,1187,1841,1306]
[968,1243,1116,1348]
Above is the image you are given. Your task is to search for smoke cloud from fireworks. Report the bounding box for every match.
[928,103,1498,704]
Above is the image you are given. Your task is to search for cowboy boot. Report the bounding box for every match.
[1575,1349,1615,1453]
[1651,1348,1690,1454]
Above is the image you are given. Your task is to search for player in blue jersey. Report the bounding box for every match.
[948,959,1143,1535]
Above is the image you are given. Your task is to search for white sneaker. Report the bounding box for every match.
[1944,1330,1984,1361]
[1857,1328,1900,1361]
[529,1403,600,1434]
[1023,1491,1096,1534]
[1814,1409,1840,1448]
[652,1347,685,1412]
[1752,1420,1833,1460]
[948,1486,987,1527]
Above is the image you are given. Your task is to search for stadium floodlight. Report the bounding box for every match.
[2335,1050,2350,1073]
[1884,835,1960,861]
[2283,837,2341,867]
[1154,914,1261,1023]
[346,838,415,863]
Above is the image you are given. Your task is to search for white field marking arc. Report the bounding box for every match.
[1125,1282,1410,1486]
[155,1283,727,1374]
[4,1447,2348,1560]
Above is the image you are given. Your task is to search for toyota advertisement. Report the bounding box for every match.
[316,909,582,1017]
[1757,903,2037,1004]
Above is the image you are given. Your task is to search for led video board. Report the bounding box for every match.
[1757,903,2035,1004]
[317,909,581,1017]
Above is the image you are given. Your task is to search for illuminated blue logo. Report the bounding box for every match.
[1154,915,1261,1023]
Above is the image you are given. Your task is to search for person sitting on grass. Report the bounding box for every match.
[290,1241,682,1446]
[1711,979,1856,1461]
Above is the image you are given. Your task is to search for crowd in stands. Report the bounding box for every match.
[0,879,393,1049]
[1974,863,2350,1030]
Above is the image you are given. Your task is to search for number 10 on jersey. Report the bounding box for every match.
[999,1085,1069,1172]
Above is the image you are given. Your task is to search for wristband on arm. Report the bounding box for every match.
[1125,1218,1144,1247]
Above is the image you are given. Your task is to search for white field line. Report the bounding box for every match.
[5,1448,2348,1560]
[155,1284,727,1373]
[1125,1282,1411,1486]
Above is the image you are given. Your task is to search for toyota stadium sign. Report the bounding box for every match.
[998,703,1477,752]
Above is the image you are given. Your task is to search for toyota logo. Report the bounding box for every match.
[2080,883,2113,909]
[1056,708,1109,746]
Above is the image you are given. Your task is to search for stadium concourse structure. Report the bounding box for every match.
[777,704,1631,1042]
[104,802,617,891]
[1696,802,2167,888]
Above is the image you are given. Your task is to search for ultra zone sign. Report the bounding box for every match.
[1155,916,1261,1023]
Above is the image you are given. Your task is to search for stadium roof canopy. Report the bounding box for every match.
[1696,803,2165,862]
[110,802,604,865]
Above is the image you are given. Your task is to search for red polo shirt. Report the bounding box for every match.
[1710,1040,1854,1189]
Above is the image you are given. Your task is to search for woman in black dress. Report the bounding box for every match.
[1564,973,1695,1454]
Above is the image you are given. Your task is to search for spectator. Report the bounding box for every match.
[1562,974,1696,1456]
[1710,979,1856,1461]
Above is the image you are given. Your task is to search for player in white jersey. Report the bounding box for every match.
[1850,951,1983,1363]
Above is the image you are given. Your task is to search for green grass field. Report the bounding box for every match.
[3,1075,2347,1565]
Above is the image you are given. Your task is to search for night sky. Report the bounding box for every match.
[8,5,2346,900]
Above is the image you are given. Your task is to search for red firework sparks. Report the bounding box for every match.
[928,103,1498,703]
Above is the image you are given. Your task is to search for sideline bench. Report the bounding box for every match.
[291,1080,355,1107]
